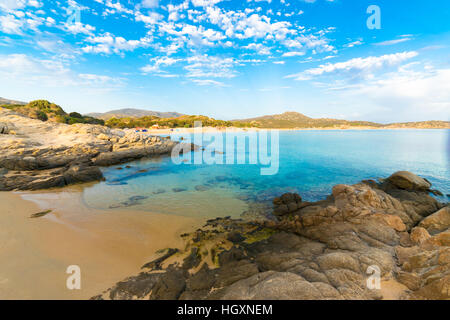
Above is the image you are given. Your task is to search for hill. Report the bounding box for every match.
[105,114,252,129]
[233,111,383,128]
[87,108,184,120]
[384,121,450,129]
[0,100,104,125]
[0,97,26,105]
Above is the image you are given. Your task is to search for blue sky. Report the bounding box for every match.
[0,0,449,122]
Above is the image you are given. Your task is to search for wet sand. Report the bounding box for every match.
[0,188,202,300]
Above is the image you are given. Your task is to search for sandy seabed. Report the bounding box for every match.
[0,187,202,300]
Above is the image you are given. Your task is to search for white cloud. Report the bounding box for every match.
[64,22,96,35]
[333,64,450,121]
[0,53,122,88]
[141,56,181,74]
[185,55,238,78]
[287,51,419,80]
[141,0,159,9]
[0,14,24,34]
[191,79,227,86]
[374,38,412,46]
[82,33,152,55]
[191,0,224,7]
[282,51,305,57]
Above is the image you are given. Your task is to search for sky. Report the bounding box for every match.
[0,0,449,122]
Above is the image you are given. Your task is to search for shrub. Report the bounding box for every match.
[36,111,48,121]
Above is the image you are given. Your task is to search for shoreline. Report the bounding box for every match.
[144,126,450,135]
[0,189,203,300]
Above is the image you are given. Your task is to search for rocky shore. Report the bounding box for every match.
[0,108,190,191]
[93,171,449,300]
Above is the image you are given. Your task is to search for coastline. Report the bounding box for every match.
[0,189,203,300]
[145,126,450,135]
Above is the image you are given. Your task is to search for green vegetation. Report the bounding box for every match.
[232,112,384,129]
[105,115,253,129]
[1,100,104,125]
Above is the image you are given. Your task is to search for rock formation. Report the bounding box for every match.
[0,108,188,191]
[93,171,449,300]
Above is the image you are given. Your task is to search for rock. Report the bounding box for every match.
[430,189,444,196]
[273,192,302,216]
[372,213,406,232]
[410,227,431,245]
[141,248,179,270]
[397,271,422,291]
[387,171,431,191]
[316,252,361,273]
[418,207,450,235]
[182,247,201,270]
[93,172,449,301]
[63,163,103,185]
[216,271,323,300]
[194,185,210,192]
[227,231,245,243]
[29,209,52,218]
[0,122,11,134]
[0,108,180,191]
[173,187,187,193]
[97,133,110,141]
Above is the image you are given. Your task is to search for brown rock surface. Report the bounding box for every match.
[93,173,448,300]
[0,108,180,190]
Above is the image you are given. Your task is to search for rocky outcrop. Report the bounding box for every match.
[94,172,449,300]
[0,108,185,191]
[419,207,450,235]
[386,171,432,191]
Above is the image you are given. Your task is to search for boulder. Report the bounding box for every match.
[387,171,431,191]
[216,271,324,300]
[0,122,10,134]
[410,227,431,245]
[419,207,450,235]
[63,163,104,184]
[273,192,302,216]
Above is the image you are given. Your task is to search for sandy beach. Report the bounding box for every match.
[0,188,202,300]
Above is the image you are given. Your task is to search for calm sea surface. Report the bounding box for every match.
[82,130,450,218]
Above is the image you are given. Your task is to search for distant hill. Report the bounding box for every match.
[87,108,184,120]
[233,111,450,129]
[384,121,450,129]
[233,112,383,128]
[0,97,26,105]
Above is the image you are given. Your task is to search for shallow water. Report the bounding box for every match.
[82,130,450,218]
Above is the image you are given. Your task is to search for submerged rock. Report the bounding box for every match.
[194,185,211,192]
[29,209,52,218]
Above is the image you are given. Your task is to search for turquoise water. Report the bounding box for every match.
[82,130,450,218]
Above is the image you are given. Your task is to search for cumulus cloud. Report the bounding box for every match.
[82,33,152,55]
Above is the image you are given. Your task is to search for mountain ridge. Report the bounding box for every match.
[87,108,184,120]
[0,97,26,106]
[233,111,450,129]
